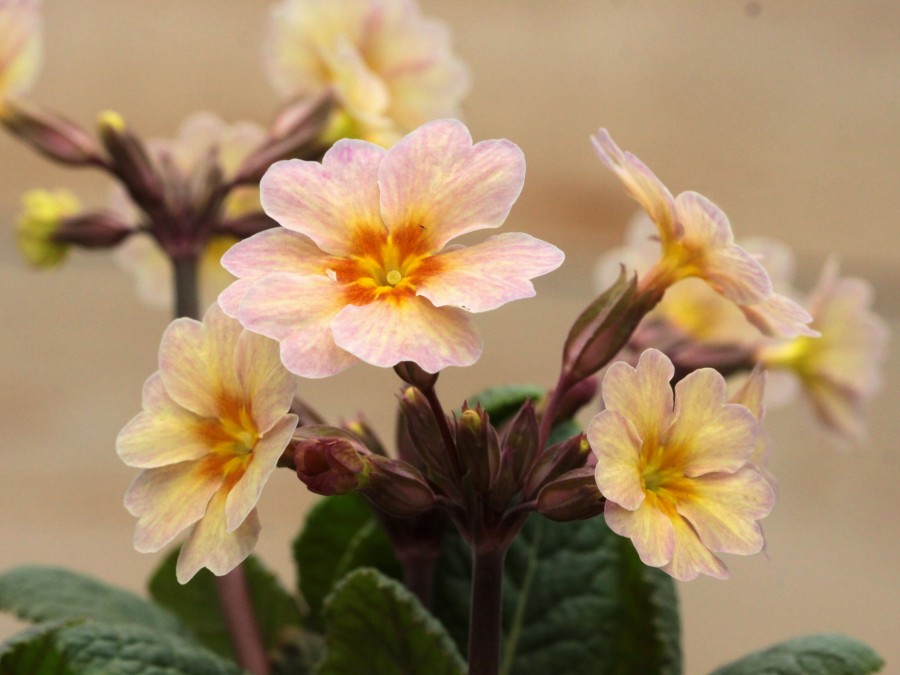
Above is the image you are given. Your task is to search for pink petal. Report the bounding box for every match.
[587,410,646,511]
[237,273,358,378]
[741,292,818,338]
[116,374,211,468]
[675,468,774,555]
[331,295,482,372]
[220,227,329,280]
[669,369,757,476]
[415,233,564,312]
[591,129,679,241]
[125,462,224,553]
[176,492,260,583]
[662,516,730,581]
[378,119,525,248]
[218,277,255,317]
[225,414,298,532]
[259,140,387,255]
[604,500,675,568]
[601,349,674,443]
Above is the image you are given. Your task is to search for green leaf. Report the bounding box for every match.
[148,551,301,660]
[466,384,545,425]
[293,493,400,630]
[1,620,241,675]
[0,566,182,634]
[433,515,682,675]
[270,627,325,675]
[709,633,885,675]
[318,568,466,675]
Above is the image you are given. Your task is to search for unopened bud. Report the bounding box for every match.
[361,456,437,517]
[217,211,277,240]
[97,111,165,214]
[524,432,590,498]
[397,387,455,488]
[55,211,131,249]
[553,376,599,422]
[537,467,605,522]
[293,429,368,496]
[344,415,387,457]
[489,401,539,512]
[455,405,499,494]
[15,188,81,267]
[1,100,102,166]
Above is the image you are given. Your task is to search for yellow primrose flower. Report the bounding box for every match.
[592,129,815,339]
[15,187,79,268]
[758,259,889,438]
[263,0,469,146]
[588,349,774,580]
[0,0,41,104]
[117,304,299,583]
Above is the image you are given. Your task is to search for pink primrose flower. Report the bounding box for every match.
[219,118,564,377]
[116,304,299,583]
[592,129,815,339]
[0,0,41,102]
[588,349,775,580]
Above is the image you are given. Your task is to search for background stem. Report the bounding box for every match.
[172,253,200,320]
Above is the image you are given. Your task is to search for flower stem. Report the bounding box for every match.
[172,253,200,320]
[170,250,269,675]
[215,568,270,675]
[467,544,507,675]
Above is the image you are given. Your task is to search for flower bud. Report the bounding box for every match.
[54,211,131,249]
[344,415,387,457]
[217,211,277,240]
[361,455,437,518]
[552,376,599,422]
[397,386,456,488]
[537,467,605,522]
[15,188,81,267]
[563,267,651,381]
[455,405,499,494]
[97,111,166,215]
[489,401,539,511]
[293,434,367,496]
[394,361,439,391]
[524,432,590,498]
[1,100,102,166]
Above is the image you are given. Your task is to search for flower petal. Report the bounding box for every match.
[662,516,729,581]
[587,410,646,511]
[604,500,675,568]
[220,227,330,279]
[233,330,297,432]
[331,295,482,372]
[259,140,387,255]
[591,129,679,242]
[601,349,674,443]
[675,468,774,555]
[415,232,564,312]
[125,461,224,553]
[116,373,212,468]
[668,368,757,476]
[176,491,260,583]
[378,119,525,248]
[740,292,817,338]
[237,273,358,378]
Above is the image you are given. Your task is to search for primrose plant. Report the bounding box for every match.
[0,1,888,674]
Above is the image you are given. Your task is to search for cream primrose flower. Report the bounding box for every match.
[588,348,775,580]
[116,304,299,583]
[15,187,79,267]
[0,0,41,104]
[219,118,564,377]
[757,258,889,438]
[113,112,266,309]
[263,0,469,146]
[592,129,816,339]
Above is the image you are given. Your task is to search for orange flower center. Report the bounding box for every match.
[640,441,690,515]
[199,397,260,488]
[328,224,443,305]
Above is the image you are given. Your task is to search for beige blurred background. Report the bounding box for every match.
[1,1,898,672]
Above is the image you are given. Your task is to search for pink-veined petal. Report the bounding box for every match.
[378,119,525,248]
[176,492,260,583]
[237,273,358,378]
[233,329,296,432]
[218,277,256,317]
[220,227,330,280]
[669,369,757,476]
[591,129,678,242]
[415,232,564,312]
[675,468,774,555]
[587,410,646,511]
[662,516,730,581]
[601,349,674,443]
[125,461,224,553]
[741,292,817,338]
[604,499,675,568]
[259,140,387,255]
[331,295,482,372]
[225,414,298,532]
[116,373,211,468]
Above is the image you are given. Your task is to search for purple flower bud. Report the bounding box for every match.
[536,467,605,522]
[1,100,102,166]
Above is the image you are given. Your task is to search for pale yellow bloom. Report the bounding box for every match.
[15,187,79,268]
[0,0,41,104]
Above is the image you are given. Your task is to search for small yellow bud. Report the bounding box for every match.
[97,109,126,133]
[15,188,80,268]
